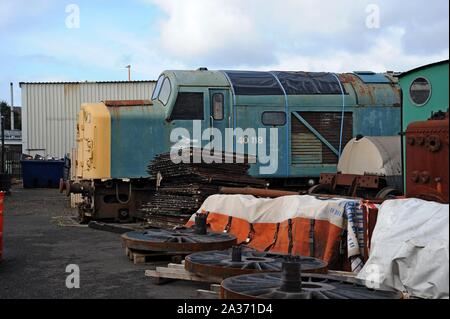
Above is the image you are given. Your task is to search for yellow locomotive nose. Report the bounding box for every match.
[75,102,111,180]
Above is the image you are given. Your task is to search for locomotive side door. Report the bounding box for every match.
[208,89,231,147]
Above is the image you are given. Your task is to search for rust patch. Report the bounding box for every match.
[103,100,152,107]
[338,73,358,84]
[406,112,449,203]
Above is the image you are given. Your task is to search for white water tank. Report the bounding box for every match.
[338,136,402,177]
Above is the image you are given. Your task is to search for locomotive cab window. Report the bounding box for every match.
[158,77,172,106]
[152,75,164,100]
[151,75,172,106]
[262,111,286,126]
[212,93,224,120]
[410,77,431,106]
[169,92,204,121]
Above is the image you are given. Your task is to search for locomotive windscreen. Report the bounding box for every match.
[222,70,345,95]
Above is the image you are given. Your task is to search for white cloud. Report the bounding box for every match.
[156,1,253,53]
[144,0,374,63]
[148,0,272,65]
[144,0,449,71]
[266,28,449,73]
[1,0,449,104]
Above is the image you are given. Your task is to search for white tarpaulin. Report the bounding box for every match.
[357,198,449,299]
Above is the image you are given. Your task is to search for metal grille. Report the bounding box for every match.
[2,147,22,178]
[291,112,353,165]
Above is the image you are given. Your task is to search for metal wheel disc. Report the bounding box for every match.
[121,228,237,253]
[220,272,401,299]
[185,249,328,279]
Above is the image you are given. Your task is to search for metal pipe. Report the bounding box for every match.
[10,82,14,131]
[194,213,208,235]
[115,182,132,205]
[279,260,302,293]
[331,73,346,158]
[231,246,242,262]
[219,186,298,198]
[270,72,290,177]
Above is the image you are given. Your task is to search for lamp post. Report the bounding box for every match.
[0,114,11,193]
[1,115,4,174]
[126,65,131,81]
[10,83,14,131]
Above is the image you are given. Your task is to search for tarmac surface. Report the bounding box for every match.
[0,186,208,299]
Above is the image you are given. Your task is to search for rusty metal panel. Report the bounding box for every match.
[291,112,353,165]
[104,100,153,107]
[320,173,380,189]
[405,113,449,203]
[339,73,401,108]
[20,81,156,158]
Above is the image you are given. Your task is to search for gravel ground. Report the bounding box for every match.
[0,186,208,299]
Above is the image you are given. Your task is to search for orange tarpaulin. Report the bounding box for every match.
[187,194,373,271]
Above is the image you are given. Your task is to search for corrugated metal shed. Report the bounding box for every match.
[20,80,156,158]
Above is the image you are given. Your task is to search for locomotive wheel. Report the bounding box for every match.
[121,228,237,253]
[220,272,401,299]
[185,248,328,279]
[375,187,402,200]
[308,184,333,195]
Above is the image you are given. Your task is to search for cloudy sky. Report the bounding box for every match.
[0,0,448,104]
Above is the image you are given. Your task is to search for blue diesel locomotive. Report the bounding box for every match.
[65,69,401,220]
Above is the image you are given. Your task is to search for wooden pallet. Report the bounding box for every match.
[196,284,221,299]
[143,255,359,296]
[145,261,222,285]
[328,270,357,278]
[125,247,183,265]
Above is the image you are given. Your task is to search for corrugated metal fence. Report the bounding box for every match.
[20,81,156,158]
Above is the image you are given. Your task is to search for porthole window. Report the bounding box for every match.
[410,77,431,106]
[261,111,286,126]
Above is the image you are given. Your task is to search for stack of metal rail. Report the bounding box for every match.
[140,149,266,228]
